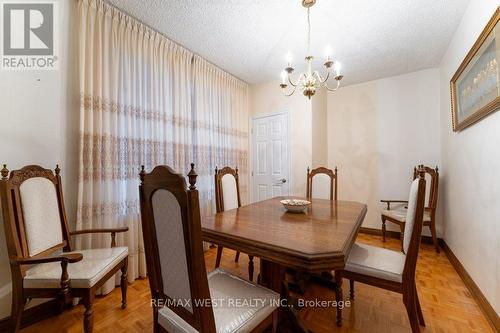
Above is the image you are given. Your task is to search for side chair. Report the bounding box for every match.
[139,164,279,333]
[338,168,428,333]
[213,166,255,281]
[306,166,338,200]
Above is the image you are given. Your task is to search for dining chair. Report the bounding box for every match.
[338,168,427,333]
[214,166,255,281]
[139,164,279,333]
[288,166,339,294]
[381,165,439,252]
[306,166,337,200]
[0,165,129,333]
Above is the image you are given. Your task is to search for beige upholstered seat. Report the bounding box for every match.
[345,243,406,283]
[24,247,128,289]
[381,208,430,223]
[158,268,279,333]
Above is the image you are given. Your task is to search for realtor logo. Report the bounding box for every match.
[1,1,58,70]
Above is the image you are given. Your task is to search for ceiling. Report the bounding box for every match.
[107,0,470,85]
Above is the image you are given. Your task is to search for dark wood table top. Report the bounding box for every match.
[201,197,367,271]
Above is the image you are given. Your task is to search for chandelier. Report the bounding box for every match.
[280,0,343,99]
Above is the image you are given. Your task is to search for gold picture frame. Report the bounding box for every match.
[451,7,500,132]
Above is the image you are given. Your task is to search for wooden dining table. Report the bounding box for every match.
[201,196,367,332]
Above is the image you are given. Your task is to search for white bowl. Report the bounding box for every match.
[280,199,311,213]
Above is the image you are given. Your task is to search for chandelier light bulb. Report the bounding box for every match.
[334,61,342,75]
[325,45,333,60]
[280,70,287,84]
[286,52,293,66]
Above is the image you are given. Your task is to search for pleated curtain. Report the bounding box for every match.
[77,0,249,294]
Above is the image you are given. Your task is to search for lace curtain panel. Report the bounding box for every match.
[77,0,249,294]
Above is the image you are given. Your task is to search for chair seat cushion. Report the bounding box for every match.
[382,208,430,223]
[345,243,406,283]
[23,247,128,289]
[158,268,279,333]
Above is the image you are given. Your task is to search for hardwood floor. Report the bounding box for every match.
[21,234,493,333]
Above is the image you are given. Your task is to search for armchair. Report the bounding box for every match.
[381,165,440,252]
[0,165,129,333]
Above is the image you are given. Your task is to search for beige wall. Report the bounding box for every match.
[249,80,312,198]
[326,69,441,231]
[311,88,328,167]
[0,0,79,318]
[439,0,500,315]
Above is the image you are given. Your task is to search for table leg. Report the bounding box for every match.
[334,270,343,327]
[259,259,309,333]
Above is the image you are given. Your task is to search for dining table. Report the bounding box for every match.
[201,196,367,332]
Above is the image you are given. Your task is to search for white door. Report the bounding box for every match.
[251,112,290,202]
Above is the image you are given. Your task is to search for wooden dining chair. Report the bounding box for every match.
[306,166,338,200]
[339,168,427,333]
[288,166,339,295]
[0,165,129,333]
[214,166,255,281]
[381,165,440,252]
[139,164,279,333]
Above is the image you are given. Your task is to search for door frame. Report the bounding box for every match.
[249,110,292,203]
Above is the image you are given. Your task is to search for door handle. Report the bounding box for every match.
[280,178,287,183]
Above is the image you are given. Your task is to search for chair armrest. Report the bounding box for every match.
[70,227,129,247]
[69,227,129,236]
[380,200,408,210]
[13,253,83,265]
[13,253,83,292]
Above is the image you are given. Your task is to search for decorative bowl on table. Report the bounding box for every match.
[280,199,311,213]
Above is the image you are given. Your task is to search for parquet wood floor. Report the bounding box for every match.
[20,234,493,333]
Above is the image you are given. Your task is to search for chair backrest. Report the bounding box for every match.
[139,164,216,332]
[402,168,427,283]
[214,166,241,213]
[307,166,338,200]
[0,165,71,274]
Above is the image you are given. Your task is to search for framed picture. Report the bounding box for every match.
[451,7,500,132]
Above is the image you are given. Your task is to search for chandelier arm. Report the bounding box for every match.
[281,85,298,97]
[318,71,330,84]
[312,70,329,85]
[288,72,304,87]
[323,79,341,92]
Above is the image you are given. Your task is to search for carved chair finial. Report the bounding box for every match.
[417,166,426,179]
[139,165,145,184]
[215,166,218,174]
[55,164,61,175]
[1,164,8,180]
[188,163,197,190]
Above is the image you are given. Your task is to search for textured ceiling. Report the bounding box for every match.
[106,0,470,85]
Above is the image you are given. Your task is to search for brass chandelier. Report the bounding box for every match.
[280,0,343,99]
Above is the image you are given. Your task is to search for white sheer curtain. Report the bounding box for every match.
[77,0,249,294]
[192,56,249,212]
